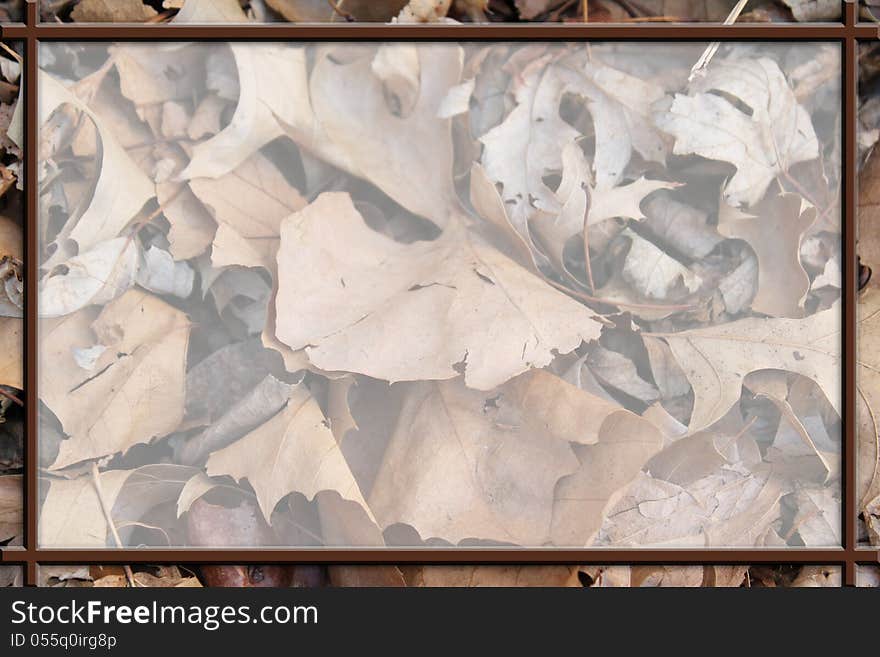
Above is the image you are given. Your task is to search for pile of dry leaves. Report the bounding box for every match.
[36,0,840,24]
[1,12,877,590]
[27,38,845,559]
[0,37,22,576]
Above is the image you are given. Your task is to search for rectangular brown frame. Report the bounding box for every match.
[1,0,878,587]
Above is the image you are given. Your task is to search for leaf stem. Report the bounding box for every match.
[91,463,136,587]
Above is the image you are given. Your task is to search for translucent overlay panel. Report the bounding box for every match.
[37,41,842,548]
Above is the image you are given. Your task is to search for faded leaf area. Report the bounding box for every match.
[35,0,837,24]
[28,41,845,558]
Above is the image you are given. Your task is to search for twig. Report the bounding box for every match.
[545,276,697,312]
[0,42,22,65]
[327,0,353,22]
[582,215,596,292]
[688,0,750,83]
[91,463,136,588]
[0,387,23,407]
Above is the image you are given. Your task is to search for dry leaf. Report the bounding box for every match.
[265,0,408,21]
[189,152,306,270]
[40,238,139,318]
[43,290,191,470]
[0,317,21,389]
[206,384,370,523]
[307,44,462,228]
[40,72,154,257]
[0,475,21,542]
[622,229,703,300]
[663,303,841,432]
[858,286,880,515]
[369,377,580,545]
[552,411,663,546]
[656,57,818,207]
[275,193,603,390]
[718,194,816,317]
[71,0,158,22]
[173,0,250,22]
[40,465,194,547]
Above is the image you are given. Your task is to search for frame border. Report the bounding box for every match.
[1,0,877,586]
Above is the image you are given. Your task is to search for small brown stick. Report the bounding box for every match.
[146,10,176,24]
[545,276,697,312]
[0,42,22,65]
[91,463,136,587]
[582,216,596,292]
[688,0,750,82]
[0,387,23,407]
[327,0,354,21]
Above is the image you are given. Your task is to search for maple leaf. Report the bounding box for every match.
[655,57,819,207]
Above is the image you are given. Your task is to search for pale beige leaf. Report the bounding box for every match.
[552,411,663,546]
[559,61,667,189]
[368,376,580,545]
[479,54,580,259]
[0,317,21,389]
[858,286,880,511]
[264,0,407,21]
[663,304,841,432]
[45,291,191,470]
[110,44,204,107]
[603,469,787,547]
[656,57,818,207]
[718,194,816,318]
[437,78,475,119]
[173,0,250,22]
[40,470,132,548]
[40,465,194,547]
[39,238,139,318]
[71,0,157,22]
[275,193,603,390]
[40,72,154,255]
[189,152,306,270]
[397,0,452,22]
[622,229,702,300]
[792,487,840,546]
[181,45,312,180]
[309,44,462,228]
[0,475,21,542]
[533,144,674,277]
[206,384,370,522]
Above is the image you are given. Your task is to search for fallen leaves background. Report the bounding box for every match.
[34,0,838,24]
[0,17,876,590]
[28,40,843,558]
[24,563,845,588]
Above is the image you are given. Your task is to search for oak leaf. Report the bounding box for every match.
[662,304,841,433]
[206,384,370,523]
[718,194,816,318]
[655,57,819,207]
